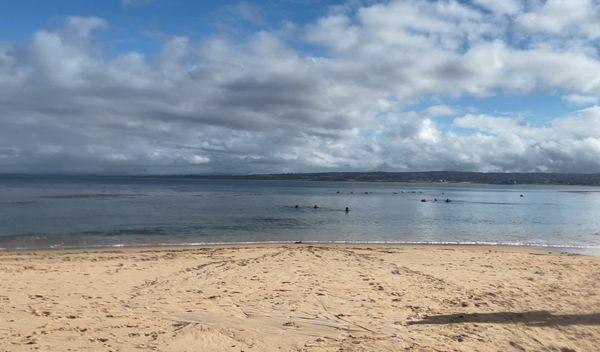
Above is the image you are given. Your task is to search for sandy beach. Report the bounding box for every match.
[1,244,599,351]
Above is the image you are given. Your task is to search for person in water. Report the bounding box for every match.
[314,204,318,209]
[294,205,299,208]
[345,207,349,212]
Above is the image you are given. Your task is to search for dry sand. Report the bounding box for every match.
[0,244,599,351]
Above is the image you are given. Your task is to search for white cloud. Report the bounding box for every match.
[377,106,600,172]
[1,2,600,174]
[516,0,600,39]
[423,105,456,117]
[562,94,600,106]
[64,16,107,37]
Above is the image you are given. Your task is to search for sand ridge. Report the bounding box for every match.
[0,245,599,351]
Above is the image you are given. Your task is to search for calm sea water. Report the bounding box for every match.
[1,175,600,253]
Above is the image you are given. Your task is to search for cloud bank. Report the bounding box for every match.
[1,0,600,174]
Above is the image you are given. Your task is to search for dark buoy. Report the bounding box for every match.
[294,205,299,208]
[420,198,427,202]
[445,198,451,203]
[434,198,438,202]
[313,204,318,209]
[520,194,524,197]
[336,191,340,194]
[345,207,349,212]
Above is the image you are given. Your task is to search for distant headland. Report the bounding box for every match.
[141,171,600,186]
[4,172,600,186]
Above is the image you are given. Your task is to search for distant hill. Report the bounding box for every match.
[158,171,600,186]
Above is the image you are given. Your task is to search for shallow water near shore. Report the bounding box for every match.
[1,175,599,252]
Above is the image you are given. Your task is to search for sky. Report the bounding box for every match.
[1,0,600,175]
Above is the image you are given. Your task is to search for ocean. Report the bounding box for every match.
[1,175,599,253]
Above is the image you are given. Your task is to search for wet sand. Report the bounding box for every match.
[1,244,599,351]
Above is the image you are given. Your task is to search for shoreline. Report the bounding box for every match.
[1,241,599,256]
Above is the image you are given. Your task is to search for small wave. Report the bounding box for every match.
[147,240,600,250]
[2,239,599,252]
[559,190,600,194]
[2,201,39,205]
[452,200,560,206]
[39,193,147,199]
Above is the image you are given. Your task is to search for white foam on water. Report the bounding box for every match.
[1,240,599,255]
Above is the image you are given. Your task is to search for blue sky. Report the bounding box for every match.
[0,1,340,42]
[0,0,599,174]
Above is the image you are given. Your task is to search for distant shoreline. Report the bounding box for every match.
[3,171,600,186]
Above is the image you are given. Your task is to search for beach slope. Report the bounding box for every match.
[1,245,599,351]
